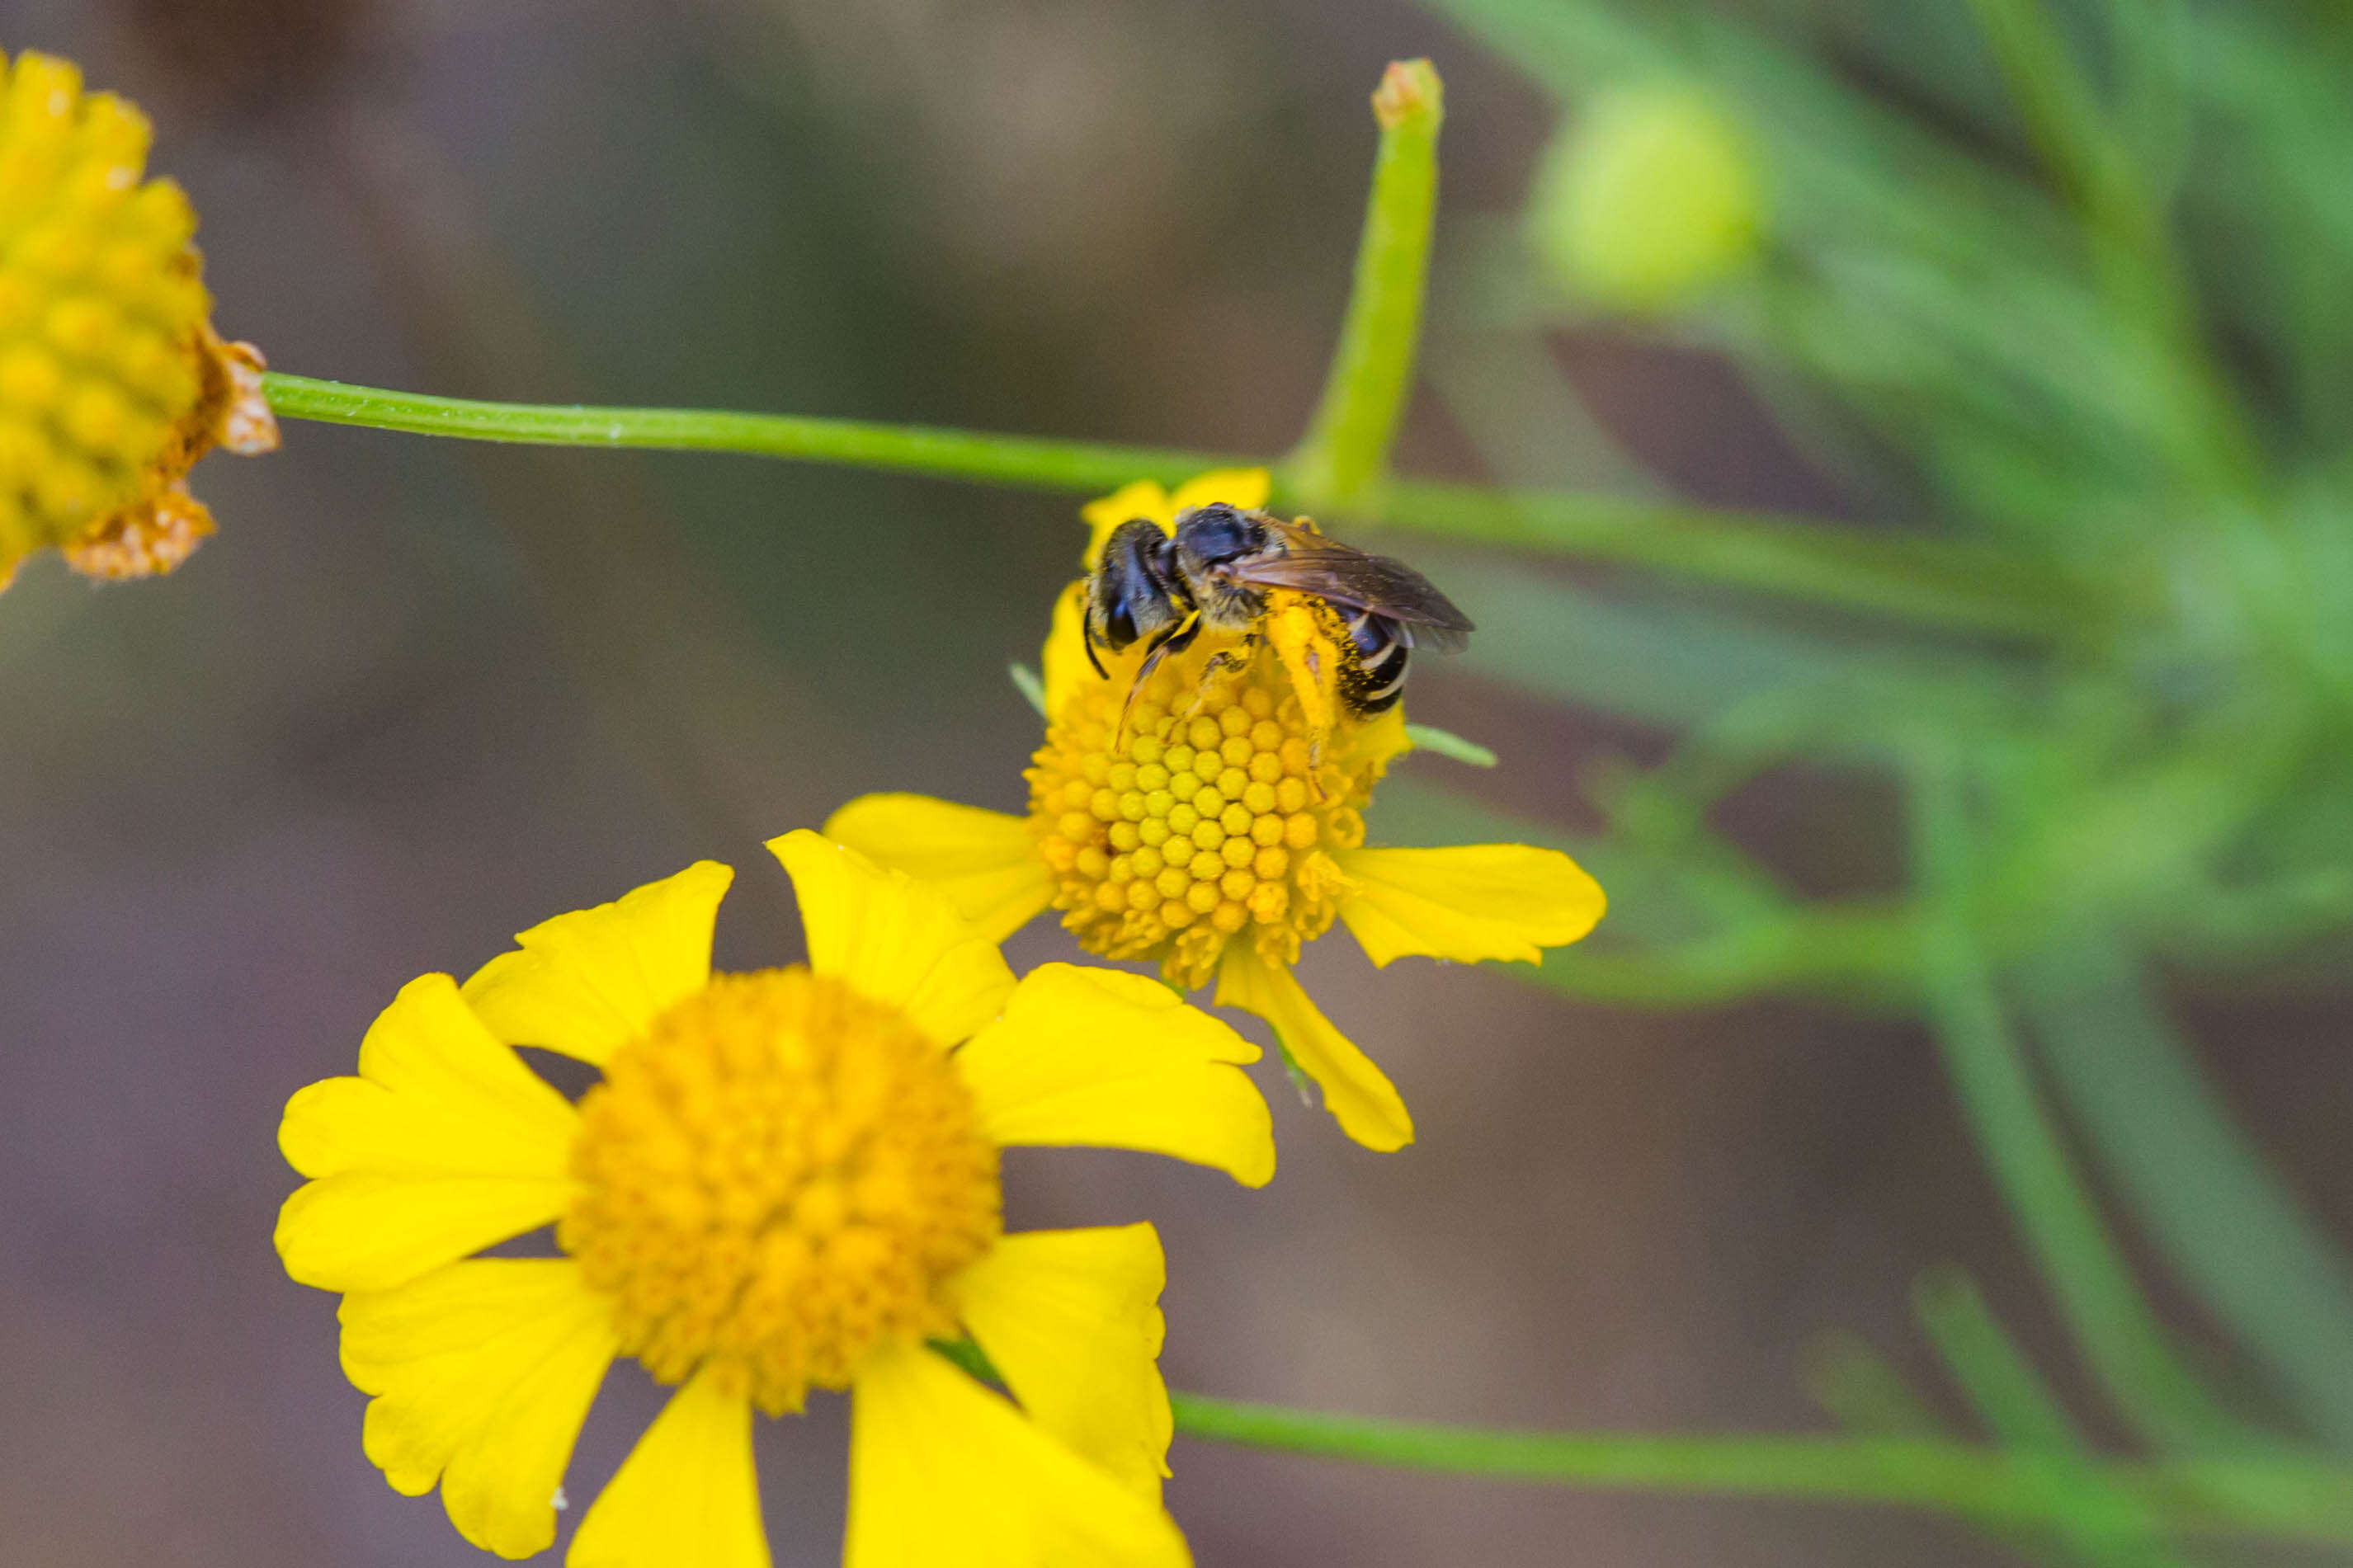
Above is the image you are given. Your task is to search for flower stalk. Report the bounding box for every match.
[1169,1393,2353,1546]
[1283,59,1445,513]
[261,373,2077,638]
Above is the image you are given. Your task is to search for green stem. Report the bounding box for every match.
[2016,932,2353,1448]
[1375,478,2087,639]
[260,372,1231,492]
[1963,0,2263,497]
[1285,59,1445,511]
[1168,1394,2353,1544]
[262,374,2077,639]
[1908,744,2250,1453]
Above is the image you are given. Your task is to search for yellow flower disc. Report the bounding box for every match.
[0,49,274,585]
[1027,596,1404,990]
[562,967,1001,1415]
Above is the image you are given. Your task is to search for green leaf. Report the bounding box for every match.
[1007,661,1046,717]
[1403,723,1497,767]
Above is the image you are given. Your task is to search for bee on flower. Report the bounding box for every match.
[0,49,276,590]
[275,831,1275,1568]
[828,470,1606,1153]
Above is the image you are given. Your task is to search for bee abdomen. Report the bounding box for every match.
[1337,609,1409,715]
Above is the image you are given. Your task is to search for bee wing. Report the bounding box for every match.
[1223,520,1475,645]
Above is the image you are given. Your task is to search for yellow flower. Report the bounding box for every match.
[276,831,1274,1568]
[0,49,276,590]
[828,473,1606,1153]
[1526,84,1761,315]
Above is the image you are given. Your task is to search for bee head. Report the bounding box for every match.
[1170,503,1271,570]
[1083,519,1188,673]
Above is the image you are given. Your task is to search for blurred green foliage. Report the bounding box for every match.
[1399,0,2353,1536]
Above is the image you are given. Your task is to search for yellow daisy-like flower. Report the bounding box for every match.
[276,831,1275,1568]
[0,49,276,590]
[828,472,1606,1153]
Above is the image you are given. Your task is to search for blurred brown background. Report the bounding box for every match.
[2,2,2341,1565]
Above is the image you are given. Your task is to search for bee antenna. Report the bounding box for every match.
[1082,615,1110,680]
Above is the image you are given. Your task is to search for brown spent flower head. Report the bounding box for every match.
[0,49,276,591]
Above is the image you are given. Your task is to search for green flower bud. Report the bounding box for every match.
[1528,85,1762,314]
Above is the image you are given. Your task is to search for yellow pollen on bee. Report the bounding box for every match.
[560,968,1000,1416]
[1026,601,1405,988]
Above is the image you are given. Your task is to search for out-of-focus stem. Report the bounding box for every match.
[1909,742,2252,1453]
[1283,59,1445,511]
[1169,1393,2353,1544]
[264,373,2082,640]
[1964,0,2264,498]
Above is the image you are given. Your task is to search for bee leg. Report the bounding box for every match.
[1115,619,1199,750]
[1180,630,1261,718]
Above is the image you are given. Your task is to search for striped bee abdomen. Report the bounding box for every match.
[1335,607,1410,715]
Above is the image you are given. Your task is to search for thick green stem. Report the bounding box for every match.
[262,374,2077,639]
[1908,745,2250,1453]
[1285,59,1445,511]
[1168,1394,2353,1543]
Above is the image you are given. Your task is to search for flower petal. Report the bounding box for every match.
[1166,468,1270,518]
[1080,479,1172,569]
[767,830,1016,1047]
[1215,946,1412,1151]
[847,1340,1189,1568]
[461,861,735,1065]
[340,1259,619,1561]
[1336,844,1606,968]
[276,974,579,1292]
[823,793,1052,944]
[569,1366,768,1568]
[1040,580,1104,718]
[955,1226,1172,1500]
[957,963,1273,1186]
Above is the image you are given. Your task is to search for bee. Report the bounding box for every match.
[1082,502,1473,729]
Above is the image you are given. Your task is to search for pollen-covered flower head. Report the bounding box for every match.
[276,831,1274,1568]
[0,49,276,589]
[829,472,1606,1153]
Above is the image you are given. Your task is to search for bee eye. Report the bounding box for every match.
[1106,606,1137,646]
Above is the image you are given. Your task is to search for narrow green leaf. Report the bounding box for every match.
[2018,933,2353,1448]
[1909,743,2253,1453]
[1403,723,1497,767]
[1007,662,1046,717]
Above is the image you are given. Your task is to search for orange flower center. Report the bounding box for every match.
[562,968,1000,1415]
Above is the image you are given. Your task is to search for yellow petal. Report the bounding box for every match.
[340,1260,618,1561]
[1214,947,1412,1152]
[1079,479,1172,569]
[955,1226,1172,1500]
[1336,844,1606,968]
[1166,469,1271,518]
[569,1366,769,1568]
[1040,579,1106,718]
[957,963,1273,1186]
[461,861,735,1065]
[767,830,1016,1047]
[823,793,1053,944]
[276,974,579,1292]
[278,1174,577,1296]
[846,1340,1190,1568]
